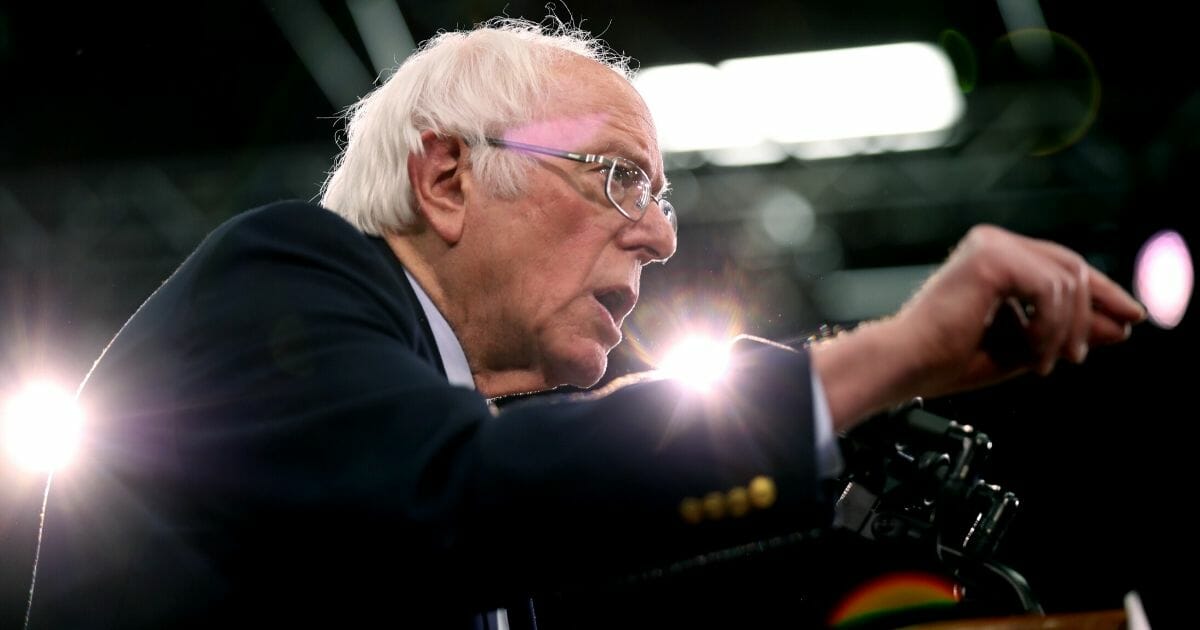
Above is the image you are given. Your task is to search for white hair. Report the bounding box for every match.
[319,18,634,235]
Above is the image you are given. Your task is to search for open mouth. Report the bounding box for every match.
[594,289,634,325]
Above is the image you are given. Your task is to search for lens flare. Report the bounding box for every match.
[621,261,759,371]
[2,381,84,473]
[828,571,961,627]
[993,29,1101,156]
[1134,230,1193,329]
[657,336,732,390]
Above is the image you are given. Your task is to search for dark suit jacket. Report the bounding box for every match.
[28,201,825,628]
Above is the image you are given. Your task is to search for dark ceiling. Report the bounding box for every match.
[1,1,1197,625]
[1,1,1194,162]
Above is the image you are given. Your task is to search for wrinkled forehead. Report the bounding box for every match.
[498,56,666,191]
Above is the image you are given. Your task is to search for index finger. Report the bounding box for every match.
[1087,266,1147,324]
[1025,238,1146,324]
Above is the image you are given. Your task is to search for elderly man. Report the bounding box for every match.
[28,18,1144,629]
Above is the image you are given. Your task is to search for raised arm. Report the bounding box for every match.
[811,225,1146,431]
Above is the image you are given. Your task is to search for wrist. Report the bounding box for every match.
[809,318,924,433]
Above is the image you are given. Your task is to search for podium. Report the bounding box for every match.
[909,609,1126,629]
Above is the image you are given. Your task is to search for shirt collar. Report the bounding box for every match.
[403,270,476,389]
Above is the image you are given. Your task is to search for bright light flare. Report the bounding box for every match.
[634,42,965,162]
[1134,230,1193,329]
[719,43,965,144]
[658,336,732,391]
[2,382,84,473]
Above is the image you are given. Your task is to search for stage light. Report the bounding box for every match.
[719,43,964,145]
[634,42,964,162]
[658,336,732,391]
[1134,230,1193,329]
[2,381,84,473]
[633,63,758,154]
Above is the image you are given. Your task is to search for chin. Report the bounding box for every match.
[547,342,610,388]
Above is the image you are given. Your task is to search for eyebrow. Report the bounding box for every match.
[591,140,641,163]
[596,140,667,195]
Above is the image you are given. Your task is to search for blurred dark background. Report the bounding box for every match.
[1,0,1195,626]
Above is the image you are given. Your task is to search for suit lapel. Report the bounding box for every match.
[367,236,447,378]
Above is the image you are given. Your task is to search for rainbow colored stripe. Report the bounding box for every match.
[828,571,961,627]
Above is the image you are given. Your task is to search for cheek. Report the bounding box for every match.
[537,233,612,303]
[504,188,622,318]
[522,219,614,294]
[517,259,590,326]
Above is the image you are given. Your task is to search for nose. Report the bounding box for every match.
[618,202,677,264]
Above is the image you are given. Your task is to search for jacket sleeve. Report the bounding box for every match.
[85,202,829,607]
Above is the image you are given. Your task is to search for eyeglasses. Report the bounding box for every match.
[485,138,677,234]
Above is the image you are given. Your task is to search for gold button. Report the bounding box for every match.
[702,491,726,520]
[748,475,776,509]
[679,497,703,524]
[727,487,750,517]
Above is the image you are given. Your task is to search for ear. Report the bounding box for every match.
[407,131,470,245]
